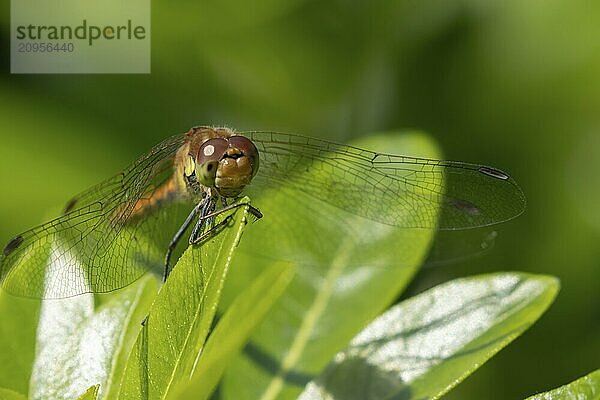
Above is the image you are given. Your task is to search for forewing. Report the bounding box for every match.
[0,134,191,299]
[243,131,525,230]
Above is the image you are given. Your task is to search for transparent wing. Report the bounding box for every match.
[242,131,525,229]
[0,134,192,299]
[0,130,525,298]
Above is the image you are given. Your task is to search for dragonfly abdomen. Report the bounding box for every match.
[129,176,185,220]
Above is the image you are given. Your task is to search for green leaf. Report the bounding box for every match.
[29,275,157,400]
[0,388,28,400]
[77,385,101,400]
[118,199,251,399]
[525,369,600,400]
[299,273,559,400]
[221,131,440,400]
[174,261,296,400]
[0,294,39,396]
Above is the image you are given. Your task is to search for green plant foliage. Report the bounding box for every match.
[0,388,27,400]
[28,275,157,400]
[220,132,440,400]
[299,273,559,400]
[2,2,600,396]
[525,369,600,400]
[0,294,39,395]
[175,261,296,400]
[117,200,251,399]
[77,385,100,400]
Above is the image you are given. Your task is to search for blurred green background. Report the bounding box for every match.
[1,1,599,399]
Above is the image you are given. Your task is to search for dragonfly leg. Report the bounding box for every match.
[199,201,263,221]
[189,216,234,245]
[247,204,263,220]
[163,201,202,281]
[219,196,264,222]
[189,196,217,244]
[188,199,263,246]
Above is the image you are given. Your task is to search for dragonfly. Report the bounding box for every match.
[0,126,525,299]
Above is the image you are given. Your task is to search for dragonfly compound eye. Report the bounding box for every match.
[228,136,259,178]
[197,137,229,187]
[215,135,260,197]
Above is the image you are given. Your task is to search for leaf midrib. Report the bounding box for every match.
[162,210,245,399]
[258,235,355,400]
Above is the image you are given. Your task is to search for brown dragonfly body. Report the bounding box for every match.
[130,126,259,219]
[129,126,262,278]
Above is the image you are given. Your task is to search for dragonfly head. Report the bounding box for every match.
[194,135,259,197]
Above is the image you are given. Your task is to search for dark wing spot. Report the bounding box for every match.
[450,199,481,216]
[3,235,24,256]
[478,166,509,180]
[63,198,77,214]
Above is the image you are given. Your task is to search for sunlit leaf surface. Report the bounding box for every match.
[29,274,156,400]
[299,273,559,400]
[525,369,600,400]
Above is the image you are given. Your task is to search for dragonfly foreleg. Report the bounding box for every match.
[163,201,202,281]
[189,216,234,245]
[188,199,263,246]
[197,201,263,222]
[189,196,217,244]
